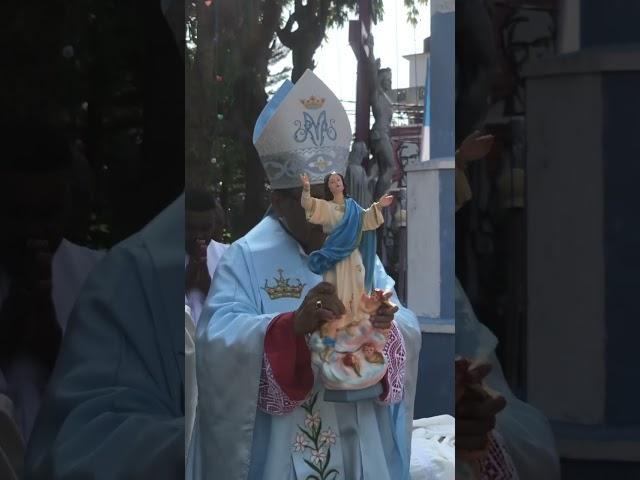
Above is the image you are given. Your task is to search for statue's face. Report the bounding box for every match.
[380,72,392,91]
[328,174,344,196]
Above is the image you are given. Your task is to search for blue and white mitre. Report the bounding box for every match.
[253,69,352,189]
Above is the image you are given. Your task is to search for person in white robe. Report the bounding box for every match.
[187,70,422,479]
[184,188,229,326]
[184,188,229,452]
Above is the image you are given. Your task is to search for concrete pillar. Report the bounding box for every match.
[407,0,455,418]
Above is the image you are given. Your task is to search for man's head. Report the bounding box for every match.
[271,184,326,254]
[185,188,218,259]
[0,121,73,267]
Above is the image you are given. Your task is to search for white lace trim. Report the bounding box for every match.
[258,352,306,415]
[480,432,520,480]
[379,323,407,404]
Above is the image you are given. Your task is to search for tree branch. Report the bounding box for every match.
[277,11,297,48]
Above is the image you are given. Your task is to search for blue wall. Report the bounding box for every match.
[430,11,455,159]
[414,331,454,419]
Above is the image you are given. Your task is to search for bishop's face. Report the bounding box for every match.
[272,184,326,255]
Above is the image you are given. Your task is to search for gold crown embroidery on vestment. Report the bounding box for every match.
[262,269,306,299]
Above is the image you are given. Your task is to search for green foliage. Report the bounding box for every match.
[405,0,429,26]
[188,0,428,240]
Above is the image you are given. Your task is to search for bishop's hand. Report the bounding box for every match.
[370,300,398,330]
[456,357,506,455]
[294,282,345,335]
[299,173,311,192]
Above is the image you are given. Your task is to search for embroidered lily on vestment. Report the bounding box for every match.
[292,393,340,480]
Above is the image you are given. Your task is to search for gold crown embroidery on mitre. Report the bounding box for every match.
[262,269,306,299]
[299,95,325,110]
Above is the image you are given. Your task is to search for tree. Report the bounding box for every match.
[3,0,185,247]
[277,0,329,82]
[277,0,427,82]
[187,0,428,239]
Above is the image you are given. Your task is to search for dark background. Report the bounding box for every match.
[456,0,640,478]
[1,0,184,248]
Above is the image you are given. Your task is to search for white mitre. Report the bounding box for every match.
[253,69,352,189]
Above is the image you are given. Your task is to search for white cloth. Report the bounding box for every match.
[184,240,227,456]
[205,240,228,276]
[184,240,228,326]
[410,415,455,480]
[0,239,104,441]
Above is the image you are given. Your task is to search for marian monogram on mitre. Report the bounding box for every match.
[294,96,338,147]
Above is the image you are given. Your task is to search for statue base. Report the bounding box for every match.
[323,383,383,403]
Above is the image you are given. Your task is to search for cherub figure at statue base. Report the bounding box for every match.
[309,289,395,401]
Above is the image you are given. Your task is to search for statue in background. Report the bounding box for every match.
[345,140,373,209]
[366,35,396,201]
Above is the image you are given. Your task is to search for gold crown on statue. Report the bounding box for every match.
[262,269,306,299]
[299,95,325,109]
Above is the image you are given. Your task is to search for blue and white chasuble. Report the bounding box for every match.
[187,215,422,480]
